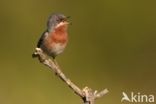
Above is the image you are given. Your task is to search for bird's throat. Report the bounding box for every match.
[50,24,68,44]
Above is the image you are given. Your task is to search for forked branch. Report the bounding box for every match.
[32,48,108,104]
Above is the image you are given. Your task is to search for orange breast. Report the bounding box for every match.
[44,24,68,51]
[51,25,68,44]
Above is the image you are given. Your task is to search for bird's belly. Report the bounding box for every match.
[49,43,66,56]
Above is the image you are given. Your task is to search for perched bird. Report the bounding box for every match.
[36,13,70,59]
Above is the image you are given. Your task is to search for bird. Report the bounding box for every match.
[35,13,70,59]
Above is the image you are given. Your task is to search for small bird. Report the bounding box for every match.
[36,13,70,59]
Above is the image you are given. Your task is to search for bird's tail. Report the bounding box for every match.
[32,52,38,58]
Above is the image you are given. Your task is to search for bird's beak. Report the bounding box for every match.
[65,16,72,25]
[66,16,70,19]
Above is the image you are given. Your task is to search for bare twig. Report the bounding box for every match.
[32,48,109,104]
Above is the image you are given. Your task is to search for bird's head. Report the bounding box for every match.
[47,13,70,32]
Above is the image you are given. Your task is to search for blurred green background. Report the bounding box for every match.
[0,0,156,104]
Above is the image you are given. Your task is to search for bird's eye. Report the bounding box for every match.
[56,18,63,22]
[56,19,60,22]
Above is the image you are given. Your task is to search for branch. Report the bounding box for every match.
[32,48,109,104]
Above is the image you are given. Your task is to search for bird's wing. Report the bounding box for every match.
[37,30,48,47]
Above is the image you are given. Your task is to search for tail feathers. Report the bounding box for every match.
[32,52,38,58]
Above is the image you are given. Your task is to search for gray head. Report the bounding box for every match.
[47,13,68,32]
